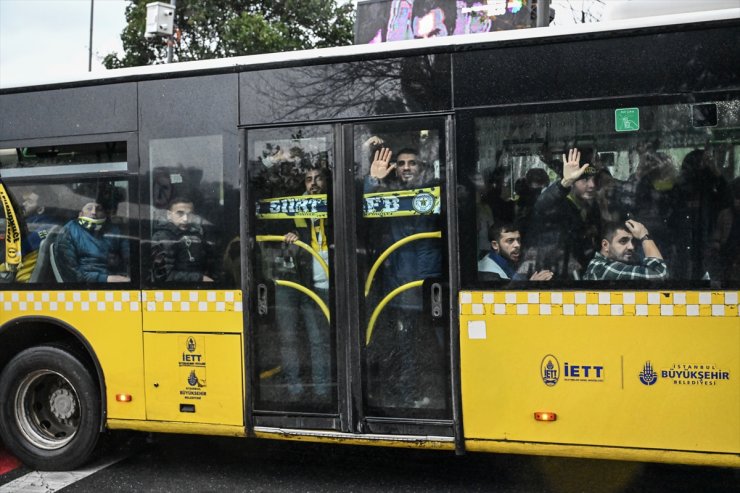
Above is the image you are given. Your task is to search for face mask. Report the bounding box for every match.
[78,216,106,232]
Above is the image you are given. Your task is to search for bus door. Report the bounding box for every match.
[246,120,454,435]
[246,126,340,427]
[350,118,453,433]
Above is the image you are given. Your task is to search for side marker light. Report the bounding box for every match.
[534,412,557,422]
[116,394,133,403]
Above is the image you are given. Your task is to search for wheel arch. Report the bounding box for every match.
[0,316,107,431]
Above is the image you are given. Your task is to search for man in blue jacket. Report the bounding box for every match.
[55,201,130,283]
[478,223,553,281]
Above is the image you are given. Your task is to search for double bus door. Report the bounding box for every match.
[246,119,453,435]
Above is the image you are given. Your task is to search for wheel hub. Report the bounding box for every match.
[49,387,76,420]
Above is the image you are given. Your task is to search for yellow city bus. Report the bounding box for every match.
[1,8,738,470]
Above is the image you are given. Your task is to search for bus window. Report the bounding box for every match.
[465,99,740,286]
[0,142,127,177]
[0,179,133,284]
[354,120,451,419]
[248,126,337,414]
[146,136,235,287]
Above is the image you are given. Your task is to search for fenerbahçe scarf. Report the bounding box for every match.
[256,186,441,220]
[0,182,22,268]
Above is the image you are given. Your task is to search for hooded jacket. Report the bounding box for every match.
[55,219,129,283]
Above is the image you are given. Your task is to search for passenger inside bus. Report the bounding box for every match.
[512,167,549,237]
[54,201,130,283]
[671,148,733,280]
[584,219,668,281]
[281,166,332,400]
[364,142,443,408]
[0,189,59,283]
[529,148,602,279]
[470,171,494,259]
[472,128,737,285]
[250,141,335,407]
[478,222,553,281]
[710,177,740,282]
[151,197,216,283]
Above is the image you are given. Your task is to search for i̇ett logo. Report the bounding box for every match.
[541,354,560,387]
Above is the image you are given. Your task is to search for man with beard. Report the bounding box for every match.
[281,166,333,401]
[478,223,553,281]
[365,145,442,408]
[584,219,668,281]
[366,146,441,292]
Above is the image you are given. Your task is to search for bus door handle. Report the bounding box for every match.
[430,282,443,319]
[257,283,268,316]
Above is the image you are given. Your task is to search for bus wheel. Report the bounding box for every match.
[0,345,101,471]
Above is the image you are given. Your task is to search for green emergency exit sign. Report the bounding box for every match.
[615,108,640,132]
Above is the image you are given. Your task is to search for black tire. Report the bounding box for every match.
[0,345,101,471]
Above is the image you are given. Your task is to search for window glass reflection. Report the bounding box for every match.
[468,100,740,285]
[248,127,336,413]
[147,135,236,287]
[1,179,132,285]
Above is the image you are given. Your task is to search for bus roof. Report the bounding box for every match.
[1,7,738,92]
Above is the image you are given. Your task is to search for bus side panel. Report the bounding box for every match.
[0,83,137,142]
[452,25,740,109]
[141,290,245,426]
[459,290,739,454]
[143,332,244,426]
[141,290,244,333]
[0,290,147,421]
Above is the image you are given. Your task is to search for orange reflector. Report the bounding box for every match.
[116,394,133,403]
[534,412,557,422]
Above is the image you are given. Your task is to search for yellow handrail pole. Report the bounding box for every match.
[0,182,22,272]
[259,366,282,380]
[365,280,423,345]
[364,231,441,297]
[275,279,330,323]
[256,234,329,279]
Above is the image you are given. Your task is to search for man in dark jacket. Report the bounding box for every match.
[366,146,442,293]
[365,145,443,408]
[530,148,602,279]
[55,201,130,283]
[151,197,215,283]
[280,166,332,401]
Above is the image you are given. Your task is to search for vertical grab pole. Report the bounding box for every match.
[537,0,551,27]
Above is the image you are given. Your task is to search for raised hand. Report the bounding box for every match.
[370,147,396,180]
[561,148,590,187]
[624,219,648,240]
[529,270,554,281]
[363,135,385,150]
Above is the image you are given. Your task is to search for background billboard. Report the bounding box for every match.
[355,0,538,44]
